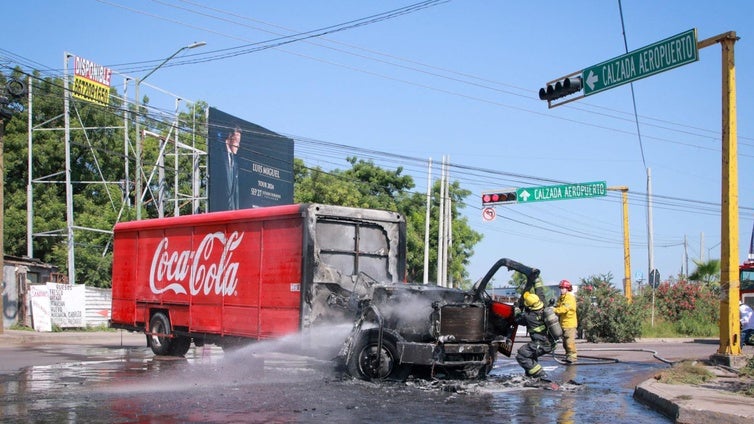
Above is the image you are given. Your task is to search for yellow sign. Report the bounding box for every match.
[72,56,112,106]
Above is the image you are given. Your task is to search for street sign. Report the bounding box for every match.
[516,181,607,204]
[650,269,661,289]
[582,29,698,96]
[482,207,496,222]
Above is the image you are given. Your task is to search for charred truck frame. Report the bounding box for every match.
[110,204,536,380]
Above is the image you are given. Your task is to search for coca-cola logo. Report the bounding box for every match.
[149,232,244,297]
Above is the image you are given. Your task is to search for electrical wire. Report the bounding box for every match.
[1,0,750,257]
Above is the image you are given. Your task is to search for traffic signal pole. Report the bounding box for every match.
[539,29,741,361]
[696,31,741,358]
[608,186,632,302]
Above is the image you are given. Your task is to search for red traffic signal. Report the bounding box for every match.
[482,191,517,205]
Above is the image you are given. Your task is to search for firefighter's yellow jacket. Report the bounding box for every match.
[554,292,578,329]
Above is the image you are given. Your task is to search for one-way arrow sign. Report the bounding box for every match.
[585,70,599,91]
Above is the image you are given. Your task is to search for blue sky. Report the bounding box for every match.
[3,1,754,289]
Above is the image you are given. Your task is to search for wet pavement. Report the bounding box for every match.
[0,330,750,423]
[5,330,754,423]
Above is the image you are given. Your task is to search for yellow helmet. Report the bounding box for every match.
[523,292,544,310]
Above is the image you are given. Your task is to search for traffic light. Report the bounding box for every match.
[482,190,517,206]
[6,79,26,98]
[0,79,27,119]
[538,76,583,101]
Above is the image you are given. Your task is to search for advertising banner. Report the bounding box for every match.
[207,107,294,211]
[47,283,86,328]
[72,56,112,106]
[29,285,52,332]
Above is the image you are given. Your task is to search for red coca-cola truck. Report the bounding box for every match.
[110,203,535,380]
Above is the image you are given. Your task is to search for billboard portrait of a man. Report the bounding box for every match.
[220,125,242,210]
[208,107,294,212]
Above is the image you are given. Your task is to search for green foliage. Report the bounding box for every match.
[9,324,34,331]
[654,360,715,385]
[576,273,645,342]
[673,311,719,337]
[742,356,754,378]
[2,69,207,287]
[635,280,719,337]
[573,273,719,340]
[640,319,680,338]
[688,258,721,294]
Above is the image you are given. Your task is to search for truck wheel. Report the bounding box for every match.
[169,336,192,357]
[347,330,409,381]
[149,312,173,356]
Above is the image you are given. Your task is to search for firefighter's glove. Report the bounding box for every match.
[548,298,555,307]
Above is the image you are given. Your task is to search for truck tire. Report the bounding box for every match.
[347,330,409,381]
[148,312,173,356]
[169,336,192,357]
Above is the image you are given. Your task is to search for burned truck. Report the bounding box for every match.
[110,203,536,380]
[338,257,538,380]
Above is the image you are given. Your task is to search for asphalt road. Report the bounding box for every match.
[0,330,726,423]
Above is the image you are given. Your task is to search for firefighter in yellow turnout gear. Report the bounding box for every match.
[554,279,578,363]
[515,292,556,380]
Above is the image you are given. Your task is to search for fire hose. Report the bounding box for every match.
[550,348,674,366]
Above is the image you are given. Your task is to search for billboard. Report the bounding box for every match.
[207,107,294,211]
[72,56,112,106]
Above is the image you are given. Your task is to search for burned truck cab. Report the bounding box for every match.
[340,258,539,381]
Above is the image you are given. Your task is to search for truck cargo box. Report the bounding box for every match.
[111,204,405,354]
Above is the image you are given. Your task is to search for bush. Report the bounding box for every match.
[652,280,719,322]
[640,318,677,338]
[576,273,646,342]
[636,280,719,338]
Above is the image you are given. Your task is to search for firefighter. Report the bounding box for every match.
[515,292,555,380]
[740,302,754,346]
[554,279,578,363]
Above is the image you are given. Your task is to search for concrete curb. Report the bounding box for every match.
[634,378,754,424]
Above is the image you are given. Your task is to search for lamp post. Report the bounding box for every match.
[134,41,205,220]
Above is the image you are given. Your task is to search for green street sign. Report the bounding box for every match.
[582,29,698,96]
[516,181,607,204]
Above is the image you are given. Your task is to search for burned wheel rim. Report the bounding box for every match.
[347,330,408,381]
[356,344,397,379]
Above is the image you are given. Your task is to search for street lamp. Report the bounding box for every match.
[134,41,206,220]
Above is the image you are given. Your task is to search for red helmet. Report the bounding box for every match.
[559,279,573,291]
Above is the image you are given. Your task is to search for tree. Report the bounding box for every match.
[3,71,130,286]
[688,259,721,294]
[4,69,482,288]
[2,69,206,287]
[402,178,482,287]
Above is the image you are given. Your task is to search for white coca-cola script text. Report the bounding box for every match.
[149,232,244,296]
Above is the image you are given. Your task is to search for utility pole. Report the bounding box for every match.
[0,115,5,334]
[1,78,28,332]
